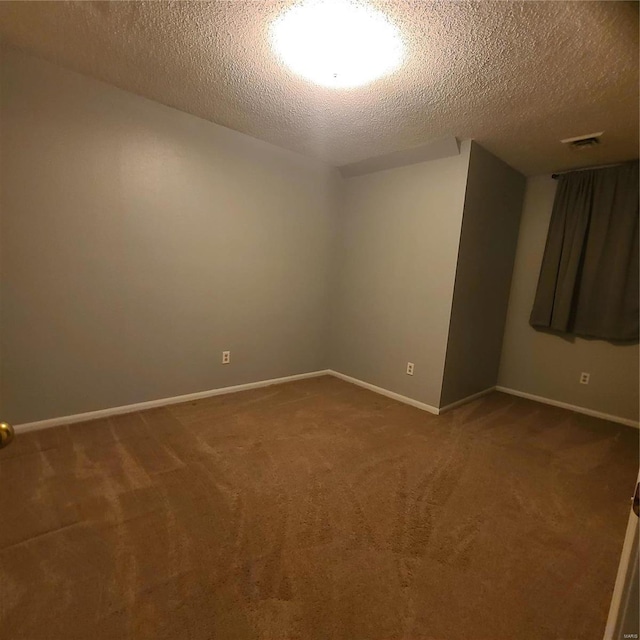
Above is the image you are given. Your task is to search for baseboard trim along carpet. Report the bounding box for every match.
[327,370,440,415]
[495,385,640,429]
[13,370,332,434]
[13,372,638,434]
[438,387,497,414]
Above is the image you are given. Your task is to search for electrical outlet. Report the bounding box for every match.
[580,372,590,385]
[222,351,230,364]
[406,362,414,376]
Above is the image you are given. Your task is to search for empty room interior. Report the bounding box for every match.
[1,1,639,639]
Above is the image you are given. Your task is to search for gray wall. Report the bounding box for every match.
[0,49,340,424]
[440,143,526,406]
[498,176,640,422]
[3,50,637,425]
[329,142,472,408]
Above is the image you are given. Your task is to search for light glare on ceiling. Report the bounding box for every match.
[270,0,404,89]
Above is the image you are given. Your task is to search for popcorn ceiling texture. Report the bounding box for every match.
[0,0,637,175]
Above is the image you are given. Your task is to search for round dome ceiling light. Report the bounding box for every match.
[270,0,405,89]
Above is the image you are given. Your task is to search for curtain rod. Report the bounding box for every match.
[551,161,625,180]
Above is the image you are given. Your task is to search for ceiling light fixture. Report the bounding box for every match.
[270,0,404,89]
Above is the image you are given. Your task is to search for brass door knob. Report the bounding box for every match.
[0,422,15,449]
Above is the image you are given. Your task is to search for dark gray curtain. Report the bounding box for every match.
[530,160,639,341]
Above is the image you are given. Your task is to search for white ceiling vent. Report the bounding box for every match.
[560,132,604,150]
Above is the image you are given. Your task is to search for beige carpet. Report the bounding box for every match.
[0,376,637,640]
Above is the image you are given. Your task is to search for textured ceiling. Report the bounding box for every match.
[0,1,638,175]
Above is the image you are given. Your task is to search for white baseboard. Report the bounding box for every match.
[438,387,496,414]
[495,386,639,429]
[14,370,331,434]
[14,371,638,434]
[327,370,440,415]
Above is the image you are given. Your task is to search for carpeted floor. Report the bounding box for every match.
[0,375,637,640]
